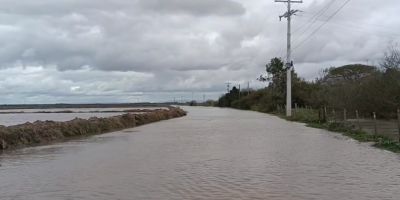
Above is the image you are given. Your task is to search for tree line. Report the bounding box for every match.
[217,45,400,119]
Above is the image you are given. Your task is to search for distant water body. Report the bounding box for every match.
[0,107,166,126]
[0,107,399,199]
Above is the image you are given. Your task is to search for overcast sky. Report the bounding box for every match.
[0,0,399,104]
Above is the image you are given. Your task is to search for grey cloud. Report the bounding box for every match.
[0,0,136,16]
[138,0,245,16]
[0,0,399,103]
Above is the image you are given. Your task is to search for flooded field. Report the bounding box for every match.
[0,107,168,126]
[0,112,124,126]
[0,107,168,114]
[0,107,399,200]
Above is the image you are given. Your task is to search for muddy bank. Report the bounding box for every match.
[0,107,186,150]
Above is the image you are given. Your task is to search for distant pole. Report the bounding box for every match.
[226,82,231,93]
[238,84,241,99]
[247,81,250,95]
[275,0,302,117]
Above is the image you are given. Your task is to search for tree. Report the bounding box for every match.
[380,43,400,70]
[217,86,240,107]
[258,57,285,83]
[266,57,285,76]
[262,57,286,90]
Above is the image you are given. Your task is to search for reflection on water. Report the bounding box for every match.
[0,107,400,200]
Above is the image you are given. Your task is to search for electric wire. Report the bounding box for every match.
[293,0,352,50]
[292,0,337,35]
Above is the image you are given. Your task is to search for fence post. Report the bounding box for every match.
[343,109,347,122]
[373,112,377,136]
[332,109,336,123]
[324,106,327,122]
[397,108,400,143]
[318,108,321,123]
[294,103,298,115]
[356,110,361,130]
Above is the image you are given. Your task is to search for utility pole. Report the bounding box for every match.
[225,82,231,93]
[247,81,250,95]
[275,0,302,117]
[238,84,241,99]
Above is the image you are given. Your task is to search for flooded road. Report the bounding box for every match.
[0,107,399,200]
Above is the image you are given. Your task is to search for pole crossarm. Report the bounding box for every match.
[279,10,300,21]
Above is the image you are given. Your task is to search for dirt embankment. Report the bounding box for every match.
[0,107,186,150]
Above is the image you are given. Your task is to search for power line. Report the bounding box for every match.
[292,0,338,44]
[293,0,337,35]
[293,0,352,50]
[296,14,400,38]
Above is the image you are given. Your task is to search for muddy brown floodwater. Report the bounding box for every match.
[0,106,399,200]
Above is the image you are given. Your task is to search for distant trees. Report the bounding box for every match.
[221,58,313,112]
[217,44,400,118]
[217,86,240,107]
[379,44,400,115]
[380,43,400,70]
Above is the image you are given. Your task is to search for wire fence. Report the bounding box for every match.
[282,106,400,143]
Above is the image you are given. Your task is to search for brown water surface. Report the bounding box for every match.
[0,107,399,199]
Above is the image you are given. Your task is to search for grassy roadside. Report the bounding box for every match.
[277,110,400,153]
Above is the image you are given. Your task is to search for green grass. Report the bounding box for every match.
[288,108,320,123]
[280,109,400,153]
[225,105,400,153]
